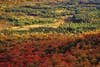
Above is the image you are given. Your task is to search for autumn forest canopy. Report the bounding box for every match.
[0,0,100,67]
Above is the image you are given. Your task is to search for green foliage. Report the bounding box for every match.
[68,42,76,47]
[0,1,100,34]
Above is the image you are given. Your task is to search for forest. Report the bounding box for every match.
[0,0,100,67]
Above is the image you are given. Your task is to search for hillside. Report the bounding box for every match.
[0,0,100,33]
[0,0,100,67]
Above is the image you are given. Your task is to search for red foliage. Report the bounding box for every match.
[0,33,100,67]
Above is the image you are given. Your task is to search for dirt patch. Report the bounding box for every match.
[0,20,11,30]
